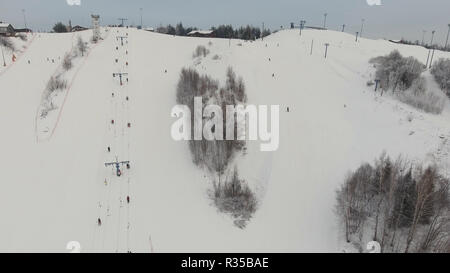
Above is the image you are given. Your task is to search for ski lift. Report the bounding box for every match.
[105,157,130,177]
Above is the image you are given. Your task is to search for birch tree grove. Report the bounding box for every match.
[336,154,450,253]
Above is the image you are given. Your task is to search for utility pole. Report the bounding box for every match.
[360,19,365,38]
[22,9,27,29]
[426,49,431,67]
[299,20,306,36]
[445,24,450,50]
[323,13,328,29]
[342,24,346,32]
[324,43,330,58]
[140,8,143,29]
[118,18,128,27]
[430,30,436,47]
[262,22,264,41]
[421,30,427,46]
[429,48,436,69]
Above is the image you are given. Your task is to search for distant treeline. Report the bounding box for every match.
[156,23,271,40]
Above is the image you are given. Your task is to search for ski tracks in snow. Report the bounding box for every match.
[91,28,134,252]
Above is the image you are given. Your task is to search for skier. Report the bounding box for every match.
[126,163,130,169]
[126,96,129,101]
[126,61,128,66]
[111,119,115,124]
[97,218,102,226]
[126,78,128,83]
[112,92,114,97]
[127,123,131,128]
[127,196,130,204]
[107,146,111,152]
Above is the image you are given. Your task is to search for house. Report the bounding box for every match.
[15,28,32,33]
[0,22,15,36]
[71,25,88,32]
[187,30,215,38]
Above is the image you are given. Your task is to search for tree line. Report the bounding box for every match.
[157,22,271,40]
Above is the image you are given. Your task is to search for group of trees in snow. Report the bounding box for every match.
[370,50,447,114]
[176,67,247,173]
[431,59,450,97]
[213,167,257,229]
[40,36,88,119]
[156,22,271,41]
[40,75,67,118]
[192,45,210,58]
[336,153,450,253]
[156,22,198,36]
[176,66,256,228]
[0,36,15,51]
[211,24,271,40]
[53,22,68,33]
[370,50,424,92]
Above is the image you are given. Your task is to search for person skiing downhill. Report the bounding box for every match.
[127,196,130,204]
[97,218,102,226]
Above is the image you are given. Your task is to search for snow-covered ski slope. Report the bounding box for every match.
[1,27,450,252]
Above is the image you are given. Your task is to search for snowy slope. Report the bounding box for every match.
[1,28,450,252]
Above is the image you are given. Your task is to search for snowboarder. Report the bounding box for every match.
[126,96,129,101]
[111,119,115,124]
[126,61,128,66]
[97,218,102,226]
[127,123,131,128]
[126,78,128,83]
[287,107,290,112]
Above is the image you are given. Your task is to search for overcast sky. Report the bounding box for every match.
[1,0,449,44]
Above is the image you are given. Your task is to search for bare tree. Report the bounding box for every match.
[77,36,87,57]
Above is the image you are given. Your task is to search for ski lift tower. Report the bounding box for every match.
[105,157,130,177]
[91,14,100,41]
